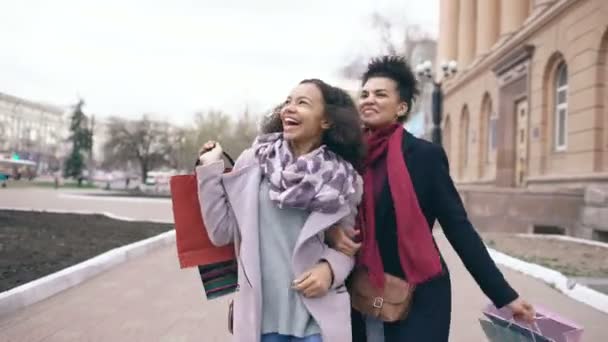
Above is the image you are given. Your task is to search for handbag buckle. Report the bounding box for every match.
[373,297,384,308]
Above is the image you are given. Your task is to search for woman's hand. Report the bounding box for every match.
[292,262,333,298]
[507,297,535,324]
[198,141,223,165]
[326,225,361,257]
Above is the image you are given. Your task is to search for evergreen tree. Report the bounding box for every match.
[64,99,93,185]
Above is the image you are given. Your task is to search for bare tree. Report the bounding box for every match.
[101,107,261,177]
[155,109,240,171]
[192,110,232,146]
[223,108,259,159]
[339,12,431,80]
[103,115,170,181]
[164,127,195,170]
[371,11,399,55]
[189,109,259,161]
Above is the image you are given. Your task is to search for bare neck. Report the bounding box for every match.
[289,139,321,158]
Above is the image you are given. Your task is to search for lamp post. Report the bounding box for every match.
[415,60,458,146]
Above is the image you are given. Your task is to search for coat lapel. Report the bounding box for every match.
[220,157,352,286]
[221,163,261,225]
[294,206,349,260]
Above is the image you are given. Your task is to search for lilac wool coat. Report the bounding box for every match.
[196,149,363,342]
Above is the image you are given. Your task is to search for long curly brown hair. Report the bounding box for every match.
[261,79,365,172]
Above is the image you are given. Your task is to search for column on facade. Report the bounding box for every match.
[476,0,500,56]
[500,0,530,36]
[457,0,476,67]
[438,0,460,64]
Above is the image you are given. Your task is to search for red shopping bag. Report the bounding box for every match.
[170,153,235,269]
[170,153,240,300]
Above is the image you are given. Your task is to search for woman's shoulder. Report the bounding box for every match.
[403,132,447,165]
[233,148,258,169]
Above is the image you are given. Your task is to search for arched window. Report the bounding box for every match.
[554,63,568,151]
[460,106,470,177]
[480,94,497,163]
[487,103,498,162]
[443,115,451,160]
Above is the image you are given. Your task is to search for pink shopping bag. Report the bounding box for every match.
[483,304,584,342]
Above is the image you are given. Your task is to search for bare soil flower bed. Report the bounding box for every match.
[482,233,608,278]
[0,210,172,292]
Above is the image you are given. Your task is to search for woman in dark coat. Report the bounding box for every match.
[327,56,535,341]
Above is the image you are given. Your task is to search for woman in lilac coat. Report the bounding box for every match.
[196,79,364,342]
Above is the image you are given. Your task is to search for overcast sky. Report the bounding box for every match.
[0,0,438,124]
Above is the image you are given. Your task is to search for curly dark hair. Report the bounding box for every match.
[261,79,365,172]
[362,55,420,123]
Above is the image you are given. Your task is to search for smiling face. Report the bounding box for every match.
[359,77,408,129]
[280,82,330,146]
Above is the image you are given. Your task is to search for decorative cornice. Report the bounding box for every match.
[443,0,579,96]
[0,92,65,115]
[492,45,535,76]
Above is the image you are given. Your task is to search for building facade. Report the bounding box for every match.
[437,0,608,240]
[0,92,70,173]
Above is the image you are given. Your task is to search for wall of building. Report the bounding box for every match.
[0,92,69,172]
[440,0,608,187]
[436,0,608,241]
[443,70,501,183]
[527,0,607,180]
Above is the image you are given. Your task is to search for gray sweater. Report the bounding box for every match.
[258,179,321,337]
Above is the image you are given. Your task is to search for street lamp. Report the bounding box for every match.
[415,60,458,146]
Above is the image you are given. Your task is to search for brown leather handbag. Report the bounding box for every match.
[349,269,415,322]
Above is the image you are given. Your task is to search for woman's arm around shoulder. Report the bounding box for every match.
[319,174,363,289]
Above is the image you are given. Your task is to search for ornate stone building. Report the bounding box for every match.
[437,0,608,240]
[0,92,70,172]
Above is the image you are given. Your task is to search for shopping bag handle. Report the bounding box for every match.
[506,315,551,342]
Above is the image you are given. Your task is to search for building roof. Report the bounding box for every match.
[0,92,66,115]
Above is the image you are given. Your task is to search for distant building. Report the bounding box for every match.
[0,92,70,173]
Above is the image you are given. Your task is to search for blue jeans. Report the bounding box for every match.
[261,333,322,342]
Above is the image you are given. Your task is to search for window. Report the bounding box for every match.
[486,98,498,163]
[460,107,470,176]
[554,63,568,151]
[443,116,451,160]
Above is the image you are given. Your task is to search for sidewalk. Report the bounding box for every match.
[1,188,607,341]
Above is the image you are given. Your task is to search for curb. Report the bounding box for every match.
[0,206,172,224]
[514,233,608,249]
[488,247,608,315]
[0,208,176,317]
[58,193,171,203]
